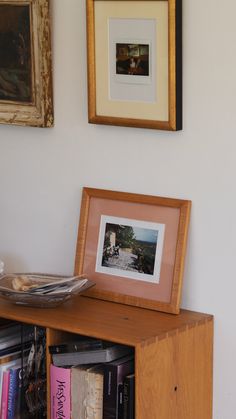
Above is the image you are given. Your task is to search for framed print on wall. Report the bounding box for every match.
[74,188,191,314]
[0,0,53,127]
[86,0,182,131]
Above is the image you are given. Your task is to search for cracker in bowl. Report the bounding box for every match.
[12,275,37,292]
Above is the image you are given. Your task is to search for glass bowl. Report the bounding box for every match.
[0,273,95,308]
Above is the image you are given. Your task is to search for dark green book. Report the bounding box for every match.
[103,355,134,419]
[123,373,135,419]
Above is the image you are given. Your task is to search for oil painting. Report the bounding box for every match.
[0,0,53,127]
[0,4,32,103]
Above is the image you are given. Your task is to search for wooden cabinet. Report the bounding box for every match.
[0,296,213,418]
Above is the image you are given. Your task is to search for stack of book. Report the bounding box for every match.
[0,321,33,419]
[49,336,135,419]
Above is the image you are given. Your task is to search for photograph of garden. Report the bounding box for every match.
[101,221,159,275]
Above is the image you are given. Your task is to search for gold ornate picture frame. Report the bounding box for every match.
[87,0,182,131]
[0,0,53,127]
[75,187,191,314]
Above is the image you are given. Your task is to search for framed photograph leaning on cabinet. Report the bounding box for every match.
[75,188,191,314]
[0,0,53,127]
[86,0,182,131]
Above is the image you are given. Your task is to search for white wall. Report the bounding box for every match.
[0,0,235,417]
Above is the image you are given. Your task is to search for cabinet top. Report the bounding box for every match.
[0,296,213,346]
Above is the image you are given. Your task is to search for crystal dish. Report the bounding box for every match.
[0,273,95,308]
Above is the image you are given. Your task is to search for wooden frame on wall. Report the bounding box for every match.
[0,0,53,127]
[75,187,191,314]
[86,0,182,131]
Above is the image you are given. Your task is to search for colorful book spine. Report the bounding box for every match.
[50,364,71,419]
[1,370,10,419]
[7,366,22,419]
[7,368,17,419]
[0,359,21,411]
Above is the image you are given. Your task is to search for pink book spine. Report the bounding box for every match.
[50,364,71,419]
[1,370,10,419]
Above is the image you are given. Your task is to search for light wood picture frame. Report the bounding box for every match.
[74,187,191,314]
[87,0,182,131]
[0,0,53,127]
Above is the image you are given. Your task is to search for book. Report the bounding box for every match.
[49,338,103,354]
[71,367,83,418]
[0,342,30,359]
[11,365,26,419]
[0,334,25,351]
[0,349,24,365]
[0,370,10,419]
[0,356,26,411]
[51,343,133,367]
[7,357,27,419]
[0,325,32,354]
[50,364,71,419]
[7,364,22,419]
[123,373,135,419]
[50,363,104,419]
[71,365,104,419]
[103,355,134,419]
[0,323,22,339]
